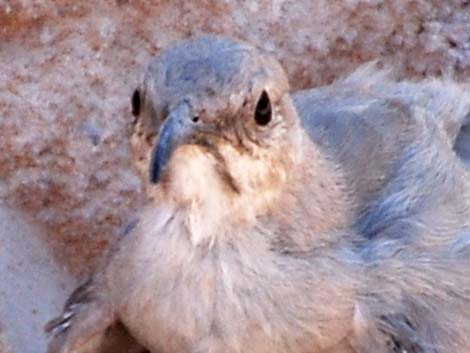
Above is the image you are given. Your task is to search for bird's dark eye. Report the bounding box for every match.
[254,90,272,126]
[131,89,141,117]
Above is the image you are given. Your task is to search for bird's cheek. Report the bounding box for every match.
[218,145,288,217]
[220,145,286,191]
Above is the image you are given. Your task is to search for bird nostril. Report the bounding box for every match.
[192,116,200,123]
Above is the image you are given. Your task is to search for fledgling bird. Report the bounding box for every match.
[46,36,470,353]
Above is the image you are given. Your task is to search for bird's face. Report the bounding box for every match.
[132,36,302,229]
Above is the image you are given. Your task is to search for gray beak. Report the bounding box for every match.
[150,103,195,184]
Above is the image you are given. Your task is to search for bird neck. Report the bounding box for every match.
[253,132,354,253]
[152,134,352,250]
[288,133,354,233]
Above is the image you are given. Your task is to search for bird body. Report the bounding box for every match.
[104,203,359,353]
[47,36,470,353]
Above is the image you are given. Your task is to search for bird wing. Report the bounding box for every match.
[294,87,416,218]
[455,123,470,166]
[45,279,147,353]
[293,66,470,219]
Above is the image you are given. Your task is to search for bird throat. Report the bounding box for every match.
[156,135,350,248]
[155,143,291,246]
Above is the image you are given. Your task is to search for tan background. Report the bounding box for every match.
[0,1,469,352]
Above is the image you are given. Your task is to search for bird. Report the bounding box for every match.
[46,35,470,353]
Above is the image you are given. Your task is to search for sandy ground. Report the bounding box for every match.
[0,204,74,353]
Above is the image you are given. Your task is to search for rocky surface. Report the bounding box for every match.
[1,0,469,276]
[0,1,469,352]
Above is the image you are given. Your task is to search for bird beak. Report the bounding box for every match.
[150,102,194,184]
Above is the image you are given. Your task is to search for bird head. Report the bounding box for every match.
[132,36,305,232]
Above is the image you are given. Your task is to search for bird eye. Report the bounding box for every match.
[131,89,141,117]
[254,90,272,126]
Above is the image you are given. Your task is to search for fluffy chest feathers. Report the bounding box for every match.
[106,206,359,353]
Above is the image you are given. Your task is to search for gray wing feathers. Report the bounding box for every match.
[294,64,470,353]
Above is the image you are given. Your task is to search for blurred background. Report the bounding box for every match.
[0,1,469,352]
